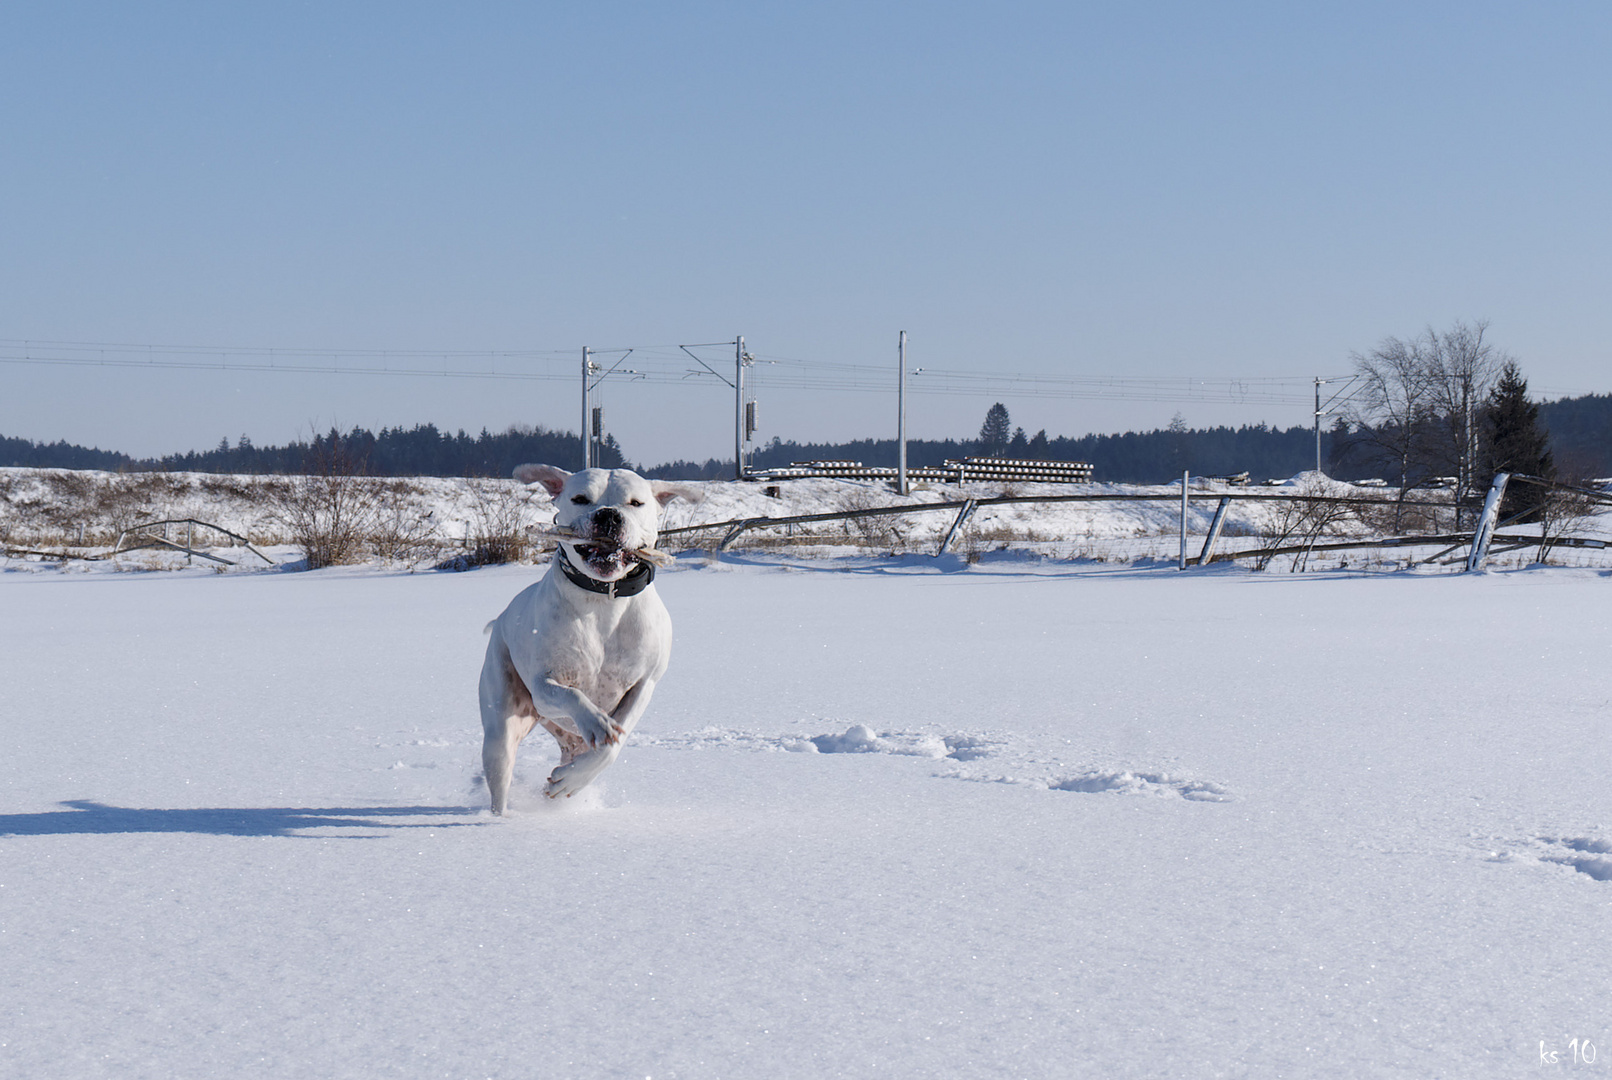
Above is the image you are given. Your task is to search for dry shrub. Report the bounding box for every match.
[100,475,188,540]
[837,489,905,551]
[13,471,189,545]
[1356,492,1439,535]
[1535,478,1601,564]
[369,480,442,567]
[199,476,274,505]
[454,480,531,567]
[274,475,377,568]
[272,436,377,569]
[1251,480,1358,571]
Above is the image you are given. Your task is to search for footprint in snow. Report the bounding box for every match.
[638,724,998,761]
[640,724,1231,802]
[1484,835,1612,882]
[946,765,1232,801]
[1539,836,1612,881]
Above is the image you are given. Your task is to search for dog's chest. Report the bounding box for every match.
[539,601,667,703]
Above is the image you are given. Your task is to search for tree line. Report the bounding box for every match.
[0,423,624,478]
[2,321,1605,485]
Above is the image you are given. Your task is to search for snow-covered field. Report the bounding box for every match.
[3,552,1609,1078]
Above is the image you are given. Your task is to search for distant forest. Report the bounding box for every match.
[650,392,1612,484]
[662,423,1323,484]
[4,393,1610,484]
[0,424,625,479]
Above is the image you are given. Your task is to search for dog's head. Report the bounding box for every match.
[514,464,701,582]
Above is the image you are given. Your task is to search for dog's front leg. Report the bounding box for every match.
[528,677,622,749]
[544,677,659,799]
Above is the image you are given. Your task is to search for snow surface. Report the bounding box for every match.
[3,554,1611,1078]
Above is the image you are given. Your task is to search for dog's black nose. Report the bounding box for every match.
[591,507,624,537]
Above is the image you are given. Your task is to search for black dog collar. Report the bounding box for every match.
[555,547,655,598]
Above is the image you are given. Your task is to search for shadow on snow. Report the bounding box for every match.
[0,800,480,838]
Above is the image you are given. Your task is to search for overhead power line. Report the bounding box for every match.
[0,336,1340,407]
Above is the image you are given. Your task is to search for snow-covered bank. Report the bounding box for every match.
[10,466,1607,573]
[3,559,1609,1077]
[0,466,1269,555]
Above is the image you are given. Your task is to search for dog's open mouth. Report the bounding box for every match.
[573,541,634,577]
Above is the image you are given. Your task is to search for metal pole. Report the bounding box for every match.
[897,330,908,496]
[581,346,591,470]
[735,336,745,480]
[1462,392,1474,529]
[1179,470,1189,570]
[1314,377,1321,475]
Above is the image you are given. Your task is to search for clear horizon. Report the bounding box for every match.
[4,3,1609,463]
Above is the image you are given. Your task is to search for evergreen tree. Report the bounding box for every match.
[978,403,1011,455]
[1167,412,1189,474]
[1324,416,1354,475]
[1481,360,1552,520]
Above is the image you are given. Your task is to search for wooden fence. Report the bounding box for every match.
[661,475,1612,570]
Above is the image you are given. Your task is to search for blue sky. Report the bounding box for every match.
[3,2,1609,466]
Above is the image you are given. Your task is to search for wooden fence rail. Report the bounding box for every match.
[109,518,275,566]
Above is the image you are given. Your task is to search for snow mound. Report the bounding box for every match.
[809,724,948,757]
[1048,771,1234,801]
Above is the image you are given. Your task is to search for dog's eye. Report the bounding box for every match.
[629,499,644,507]
[570,495,590,505]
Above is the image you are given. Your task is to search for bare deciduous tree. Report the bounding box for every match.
[1348,336,1431,528]
[1347,320,1502,529]
[1419,320,1503,516]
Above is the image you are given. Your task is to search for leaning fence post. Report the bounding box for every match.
[937,499,977,556]
[1466,472,1510,572]
[1198,496,1232,566]
[718,519,757,552]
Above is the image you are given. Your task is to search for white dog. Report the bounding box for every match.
[478,464,698,813]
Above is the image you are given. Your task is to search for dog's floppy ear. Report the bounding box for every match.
[514,463,570,498]
[649,480,703,507]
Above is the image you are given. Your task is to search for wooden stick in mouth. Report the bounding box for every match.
[527,526,676,567]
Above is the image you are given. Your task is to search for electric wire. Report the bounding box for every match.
[0,336,1355,408]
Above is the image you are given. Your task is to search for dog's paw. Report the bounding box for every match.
[574,716,617,750]
[544,761,591,799]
